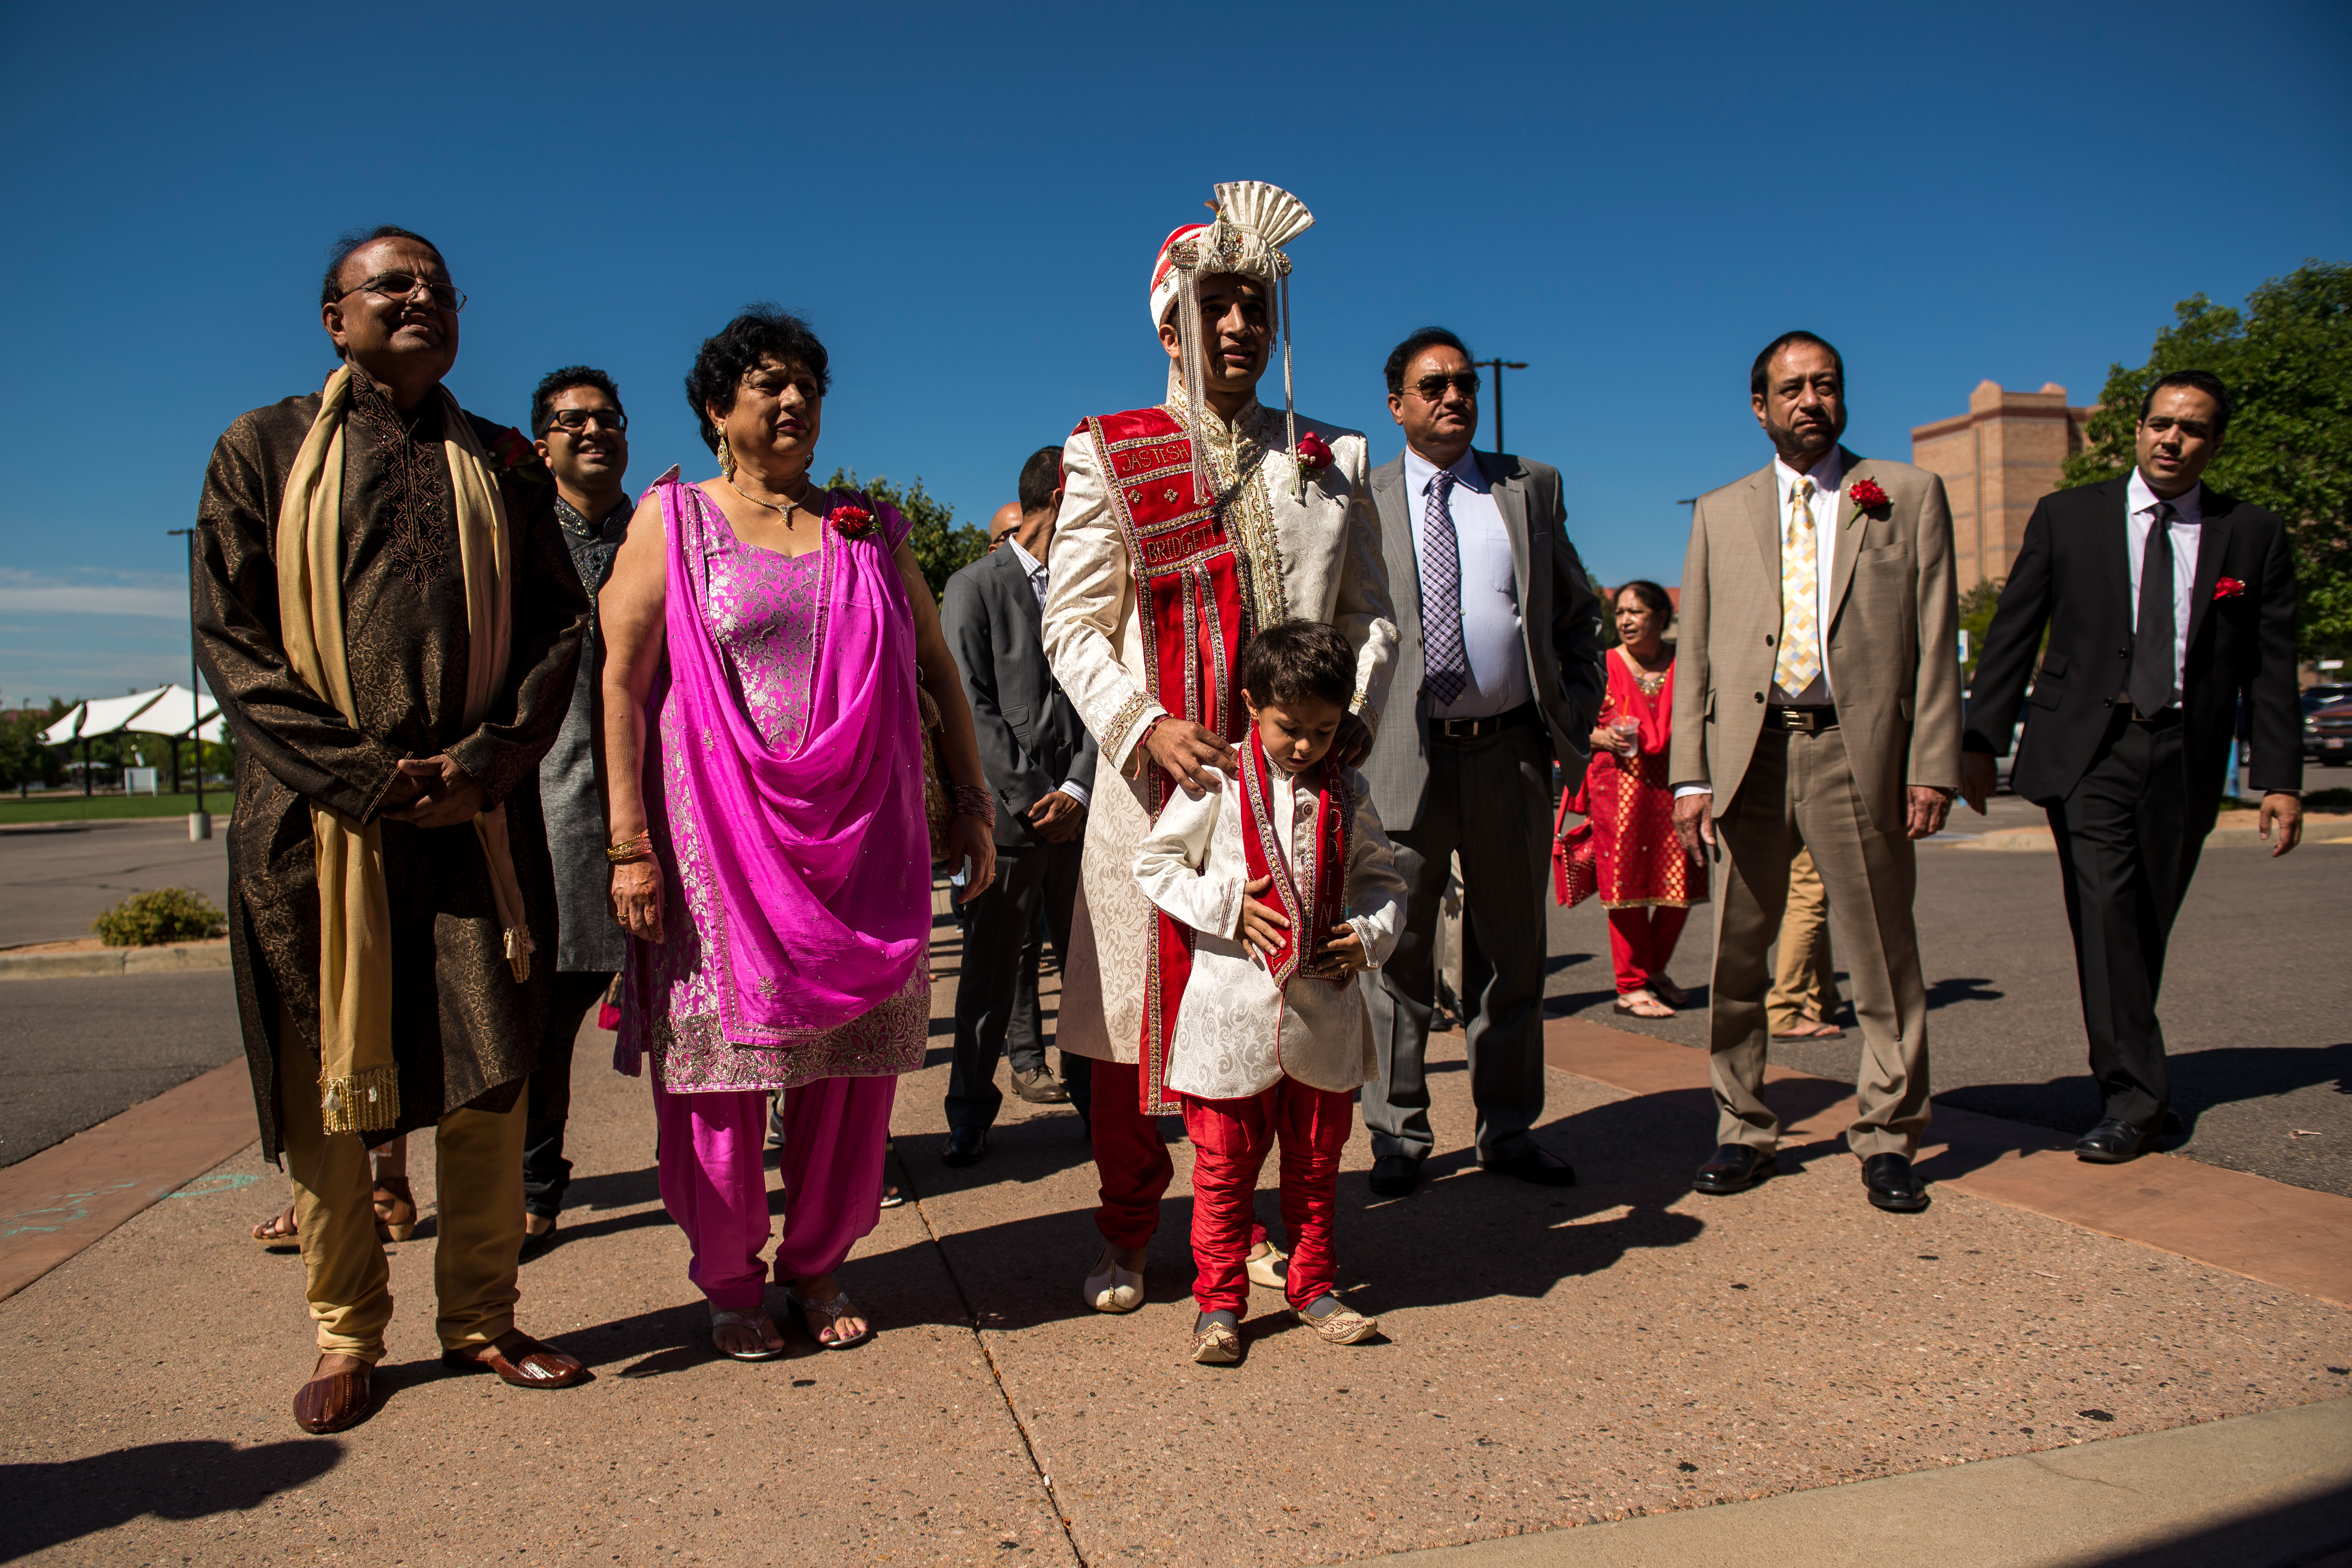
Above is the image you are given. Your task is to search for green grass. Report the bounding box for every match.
[0,791,229,825]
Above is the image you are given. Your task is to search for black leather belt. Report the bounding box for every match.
[1766,704,1838,733]
[2126,701,2183,728]
[1431,701,1539,742]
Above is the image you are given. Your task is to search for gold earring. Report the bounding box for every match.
[716,430,733,479]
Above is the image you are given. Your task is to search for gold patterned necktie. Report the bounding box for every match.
[1773,476,1822,693]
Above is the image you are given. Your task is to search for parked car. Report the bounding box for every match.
[2308,697,2352,767]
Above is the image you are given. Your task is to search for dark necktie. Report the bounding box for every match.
[1422,469,1469,706]
[2128,502,2179,716]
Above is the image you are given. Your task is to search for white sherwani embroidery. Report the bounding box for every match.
[1042,381,1398,1066]
[1134,762,1404,1097]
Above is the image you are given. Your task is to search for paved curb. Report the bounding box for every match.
[0,939,232,981]
[0,1057,257,1301]
[1367,1396,2352,1568]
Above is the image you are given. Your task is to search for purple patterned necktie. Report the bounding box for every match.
[1422,468,1469,706]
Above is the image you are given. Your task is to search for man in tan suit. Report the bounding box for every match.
[1670,331,1961,1213]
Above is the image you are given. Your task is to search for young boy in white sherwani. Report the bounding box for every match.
[1134,621,1407,1364]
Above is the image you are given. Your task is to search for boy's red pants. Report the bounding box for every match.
[1179,1077,1353,1315]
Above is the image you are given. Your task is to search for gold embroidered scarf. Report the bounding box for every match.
[276,364,533,1133]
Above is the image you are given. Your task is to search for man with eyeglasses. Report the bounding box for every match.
[1960,369,2301,1163]
[1358,327,1606,1198]
[519,366,633,1257]
[192,224,593,1433]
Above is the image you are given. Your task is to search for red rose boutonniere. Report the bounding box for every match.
[826,503,876,539]
[2213,577,2246,601]
[489,426,550,483]
[1845,477,1889,529]
[1293,430,1335,502]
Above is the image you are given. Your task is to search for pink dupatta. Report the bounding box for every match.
[656,479,929,1044]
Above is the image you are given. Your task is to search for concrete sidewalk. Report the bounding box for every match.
[1,899,2345,1566]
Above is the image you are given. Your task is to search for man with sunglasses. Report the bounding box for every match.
[520,366,634,1256]
[1358,327,1606,1198]
[193,225,593,1433]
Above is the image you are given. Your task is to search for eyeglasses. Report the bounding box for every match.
[343,272,467,313]
[547,408,627,434]
[1411,372,1480,401]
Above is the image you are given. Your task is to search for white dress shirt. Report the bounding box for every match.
[1133,760,1404,1097]
[2123,469,2204,705]
[1771,448,1844,706]
[1402,447,1531,719]
[1006,536,1091,809]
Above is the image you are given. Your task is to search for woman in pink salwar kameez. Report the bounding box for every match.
[598,309,994,1360]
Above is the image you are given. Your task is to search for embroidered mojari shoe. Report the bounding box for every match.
[1083,1242,1144,1313]
[1190,1312,1242,1365]
[1245,1240,1289,1291]
[1295,1295,1379,1345]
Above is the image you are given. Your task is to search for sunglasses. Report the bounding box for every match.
[1411,371,1480,401]
[546,408,627,434]
[343,272,467,313]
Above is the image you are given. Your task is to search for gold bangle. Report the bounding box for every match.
[606,832,653,864]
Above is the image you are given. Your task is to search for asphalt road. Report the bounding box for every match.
[0,818,232,948]
[2,787,2346,1195]
[1542,775,2352,1196]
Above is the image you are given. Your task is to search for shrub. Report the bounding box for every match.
[93,887,227,947]
[2306,787,2352,812]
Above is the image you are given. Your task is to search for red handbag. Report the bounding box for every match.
[1552,780,1596,907]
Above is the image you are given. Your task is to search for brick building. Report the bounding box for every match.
[1910,380,2097,592]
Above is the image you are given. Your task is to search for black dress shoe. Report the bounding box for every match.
[1368,1154,1422,1197]
[518,1221,560,1263]
[1691,1145,1776,1195]
[1862,1152,1930,1212]
[1480,1145,1577,1187]
[2075,1118,2158,1163]
[941,1126,988,1167]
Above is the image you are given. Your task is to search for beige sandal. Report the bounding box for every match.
[372,1177,417,1242]
[1613,990,1676,1019]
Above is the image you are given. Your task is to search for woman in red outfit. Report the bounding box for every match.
[1563,581,1705,1017]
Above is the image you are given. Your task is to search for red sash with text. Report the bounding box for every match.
[1078,406,1257,1113]
[1236,729,1354,1009]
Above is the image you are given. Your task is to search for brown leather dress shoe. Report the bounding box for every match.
[440,1329,593,1388]
[293,1357,375,1434]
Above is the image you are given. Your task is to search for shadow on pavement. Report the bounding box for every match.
[0,1438,343,1559]
[1936,1041,2352,1143]
[2080,1475,2352,1567]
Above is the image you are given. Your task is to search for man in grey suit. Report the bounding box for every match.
[1670,331,1962,1213]
[939,446,1100,1165]
[1359,328,1607,1197]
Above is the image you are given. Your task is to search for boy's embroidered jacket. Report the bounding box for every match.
[1133,760,1404,1099]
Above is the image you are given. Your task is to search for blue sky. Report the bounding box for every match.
[2,0,2346,705]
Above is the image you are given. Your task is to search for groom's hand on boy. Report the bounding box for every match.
[1238,875,1292,958]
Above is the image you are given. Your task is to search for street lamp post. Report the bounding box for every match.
[1474,358,1529,454]
[166,527,210,841]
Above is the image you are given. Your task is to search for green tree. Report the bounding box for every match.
[825,468,989,601]
[0,698,68,795]
[2064,261,2352,656]
[1958,577,2004,682]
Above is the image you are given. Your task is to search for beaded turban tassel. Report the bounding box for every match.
[1149,181,1316,505]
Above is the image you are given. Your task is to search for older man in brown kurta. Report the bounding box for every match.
[195,225,591,1432]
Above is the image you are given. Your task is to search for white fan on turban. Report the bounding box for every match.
[1154,181,1318,494]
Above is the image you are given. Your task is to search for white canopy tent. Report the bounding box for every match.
[39,684,225,795]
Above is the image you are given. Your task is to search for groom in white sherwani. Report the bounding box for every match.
[1041,181,1397,1316]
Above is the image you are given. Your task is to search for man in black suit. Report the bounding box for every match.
[939,446,1100,1166]
[1960,370,2303,1162]
[1358,327,1607,1197]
